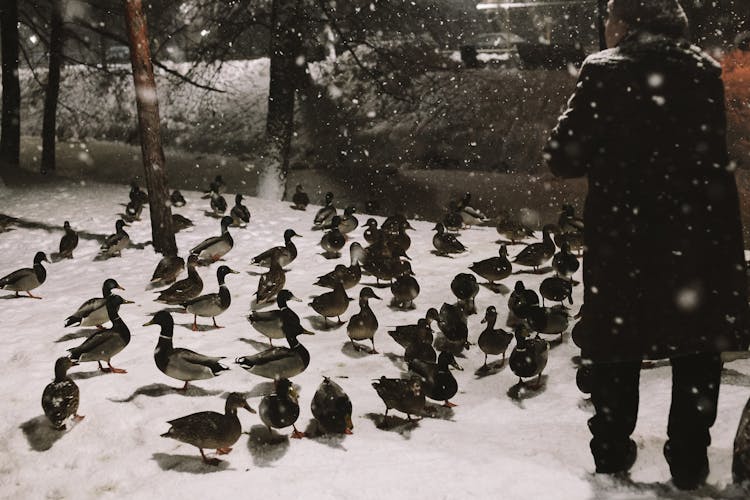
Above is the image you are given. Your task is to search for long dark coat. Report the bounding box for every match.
[545,31,750,362]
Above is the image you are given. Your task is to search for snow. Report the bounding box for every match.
[1,180,749,499]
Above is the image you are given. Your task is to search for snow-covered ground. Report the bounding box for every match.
[1,180,749,499]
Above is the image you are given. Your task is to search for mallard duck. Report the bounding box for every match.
[456,192,488,226]
[372,376,425,421]
[477,306,513,368]
[151,254,185,284]
[190,216,233,263]
[450,273,479,315]
[129,180,148,205]
[311,377,353,434]
[347,287,381,353]
[254,257,285,305]
[363,218,381,245]
[404,337,437,364]
[171,213,194,233]
[251,229,301,267]
[247,289,304,345]
[513,224,556,271]
[469,245,512,285]
[202,183,227,216]
[161,392,255,465]
[337,206,359,234]
[236,304,314,379]
[432,223,467,256]
[42,357,83,430]
[144,311,228,390]
[230,194,250,226]
[552,240,580,278]
[496,212,535,244]
[291,184,310,210]
[170,190,186,207]
[99,220,130,258]
[539,276,573,306]
[387,308,438,349]
[390,261,419,309]
[312,191,337,230]
[437,302,469,346]
[442,201,465,233]
[65,278,125,328]
[509,325,549,386]
[526,304,570,341]
[259,378,304,439]
[507,280,540,327]
[558,204,584,234]
[181,265,238,330]
[314,242,365,290]
[381,214,414,235]
[58,221,79,259]
[310,281,351,325]
[155,254,203,304]
[0,251,49,299]
[320,216,346,258]
[67,294,133,373]
[408,351,462,407]
[123,199,143,223]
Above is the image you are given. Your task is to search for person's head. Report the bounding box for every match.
[606,0,689,48]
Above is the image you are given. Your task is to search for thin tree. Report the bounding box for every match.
[41,0,64,174]
[122,0,176,256]
[0,0,21,179]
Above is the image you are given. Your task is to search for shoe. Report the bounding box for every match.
[664,441,709,490]
[592,439,637,474]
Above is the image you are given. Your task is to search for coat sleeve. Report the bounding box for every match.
[544,59,608,179]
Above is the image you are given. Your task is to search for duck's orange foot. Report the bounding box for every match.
[291,429,305,439]
[443,401,458,408]
[344,428,353,435]
[73,414,85,422]
[216,447,232,455]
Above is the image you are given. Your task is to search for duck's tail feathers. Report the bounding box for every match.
[64,316,81,327]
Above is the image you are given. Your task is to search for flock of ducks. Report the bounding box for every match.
[0,177,585,465]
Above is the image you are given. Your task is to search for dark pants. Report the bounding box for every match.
[588,353,723,485]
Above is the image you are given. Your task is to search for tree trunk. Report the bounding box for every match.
[122,0,176,256]
[41,0,64,175]
[261,0,303,200]
[0,0,21,178]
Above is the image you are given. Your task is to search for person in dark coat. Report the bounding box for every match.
[545,0,750,490]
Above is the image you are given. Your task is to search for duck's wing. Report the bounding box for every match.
[237,347,292,368]
[169,348,226,375]
[190,235,224,255]
[68,330,118,358]
[251,246,281,264]
[0,267,33,287]
[70,297,105,319]
[166,411,222,433]
[182,292,219,308]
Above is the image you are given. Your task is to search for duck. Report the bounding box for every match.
[404,337,437,364]
[172,213,194,232]
[181,265,238,330]
[495,212,535,244]
[507,280,540,326]
[381,214,414,235]
[251,229,301,268]
[150,254,185,284]
[311,377,353,434]
[310,281,351,326]
[259,378,304,439]
[0,251,49,299]
[337,206,359,234]
[558,204,584,234]
[554,230,584,257]
[170,189,186,207]
[99,220,130,258]
[65,278,125,328]
[122,199,143,223]
[552,240,580,278]
[384,218,412,253]
[526,304,570,341]
[320,216,346,258]
[202,185,227,216]
[539,276,573,306]
[144,310,229,390]
[155,254,203,304]
[67,294,133,373]
[312,191,337,230]
[387,308,439,349]
[314,242,364,290]
[347,287,381,353]
[477,306,513,368]
[58,221,79,259]
[363,246,411,285]
[190,216,234,263]
[390,261,419,309]
[129,180,148,205]
[469,245,512,285]
[372,376,425,421]
[442,202,465,233]
[208,175,227,194]
[291,184,310,210]
[236,304,314,379]
[509,325,549,387]
[456,192,488,226]
[512,224,556,271]
[230,194,251,226]
[450,273,479,315]
[408,351,462,407]
[42,357,83,430]
[432,223,467,256]
[363,218,381,245]
[436,302,470,354]
[161,392,255,465]
[248,289,307,345]
[254,256,286,305]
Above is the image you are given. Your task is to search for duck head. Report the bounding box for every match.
[63,221,72,230]
[216,265,239,282]
[143,310,174,333]
[225,392,256,414]
[433,223,445,234]
[359,287,381,301]
[187,254,200,267]
[283,228,301,240]
[513,281,526,293]
[275,378,298,400]
[329,216,342,230]
[115,219,130,232]
[481,306,498,324]
[33,252,49,265]
[54,356,77,380]
[103,278,125,296]
[344,206,357,216]
[220,216,233,231]
[235,193,244,204]
[438,351,463,371]
[425,307,440,324]
[324,192,334,205]
[365,218,378,229]
[276,289,302,307]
